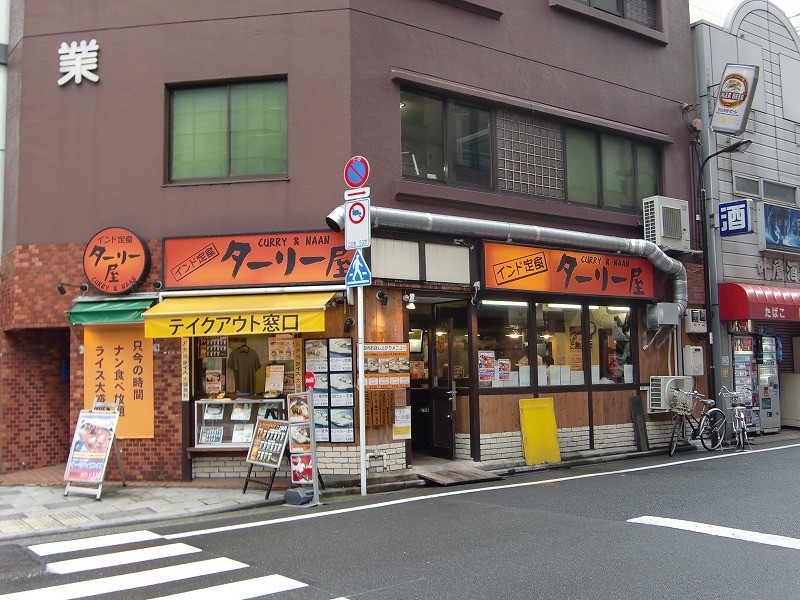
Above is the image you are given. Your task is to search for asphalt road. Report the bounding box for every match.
[3,441,800,599]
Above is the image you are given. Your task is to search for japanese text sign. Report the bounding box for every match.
[83,227,151,295]
[364,343,410,389]
[83,325,154,438]
[162,231,354,289]
[483,242,654,298]
[719,199,752,237]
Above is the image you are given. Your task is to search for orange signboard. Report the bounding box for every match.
[163,231,354,289]
[483,242,654,298]
[83,325,154,438]
[83,227,151,295]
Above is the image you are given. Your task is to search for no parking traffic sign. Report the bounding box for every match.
[344,156,370,188]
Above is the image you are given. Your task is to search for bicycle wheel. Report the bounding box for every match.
[669,415,683,456]
[699,408,726,451]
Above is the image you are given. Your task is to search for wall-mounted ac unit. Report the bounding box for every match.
[648,375,694,413]
[643,196,691,251]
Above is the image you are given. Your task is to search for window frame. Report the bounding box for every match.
[401,88,493,191]
[563,125,660,213]
[400,86,662,215]
[733,174,799,204]
[549,0,666,44]
[475,297,640,393]
[167,79,289,185]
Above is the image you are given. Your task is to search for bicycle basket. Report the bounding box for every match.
[668,391,693,415]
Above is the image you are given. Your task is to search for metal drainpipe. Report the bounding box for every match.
[326,205,688,314]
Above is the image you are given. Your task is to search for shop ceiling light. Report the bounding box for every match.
[607,306,630,312]
[547,303,581,310]
[481,300,529,307]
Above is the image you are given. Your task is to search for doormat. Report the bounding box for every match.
[417,467,503,487]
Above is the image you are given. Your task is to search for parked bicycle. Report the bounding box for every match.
[719,386,752,452]
[667,387,727,456]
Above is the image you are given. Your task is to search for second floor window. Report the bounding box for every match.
[565,126,659,212]
[401,89,491,188]
[170,80,288,182]
[401,87,661,213]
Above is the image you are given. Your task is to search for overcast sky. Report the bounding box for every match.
[689,0,800,27]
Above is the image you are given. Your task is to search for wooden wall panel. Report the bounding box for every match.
[479,392,589,434]
[455,395,470,434]
[591,390,631,426]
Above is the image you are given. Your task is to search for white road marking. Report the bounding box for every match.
[166,443,800,541]
[152,574,308,599]
[47,542,201,574]
[628,515,800,550]
[29,530,162,556]
[0,557,247,599]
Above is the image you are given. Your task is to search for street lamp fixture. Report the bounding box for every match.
[699,138,752,402]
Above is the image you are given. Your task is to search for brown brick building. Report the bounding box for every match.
[1,1,701,481]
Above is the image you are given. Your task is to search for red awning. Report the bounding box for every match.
[718,282,800,321]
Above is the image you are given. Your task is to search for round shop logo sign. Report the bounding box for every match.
[83,227,151,295]
[718,73,749,108]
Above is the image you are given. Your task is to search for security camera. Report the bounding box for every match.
[344,317,355,333]
[153,280,163,290]
[376,291,388,306]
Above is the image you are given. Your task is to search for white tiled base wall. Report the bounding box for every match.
[477,422,676,468]
[192,442,408,479]
[193,424,676,477]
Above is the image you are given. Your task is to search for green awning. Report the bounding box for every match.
[69,299,156,325]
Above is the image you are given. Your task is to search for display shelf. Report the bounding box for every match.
[193,398,286,449]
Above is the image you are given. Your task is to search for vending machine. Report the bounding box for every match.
[731,335,760,434]
[757,336,781,433]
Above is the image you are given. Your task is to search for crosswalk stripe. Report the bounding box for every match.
[29,530,162,556]
[0,557,247,600]
[628,515,800,550]
[47,543,201,574]
[152,574,308,599]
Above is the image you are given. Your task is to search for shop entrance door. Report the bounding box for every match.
[409,301,469,461]
[430,318,456,459]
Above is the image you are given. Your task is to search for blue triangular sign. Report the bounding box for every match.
[345,249,372,287]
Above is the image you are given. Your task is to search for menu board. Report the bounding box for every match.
[246,419,289,469]
[64,410,120,484]
[304,337,356,443]
[230,402,253,421]
[364,343,411,389]
[330,408,355,442]
[199,426,224,444]
[291,454,314,485]
[232,423,255,444]
[286,392,316,484]
[304,339,329,373]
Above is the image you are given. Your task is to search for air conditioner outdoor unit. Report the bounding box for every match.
[648,375,694,413]
[643,196,691,251]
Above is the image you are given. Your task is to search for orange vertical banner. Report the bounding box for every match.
[83,325,154,438]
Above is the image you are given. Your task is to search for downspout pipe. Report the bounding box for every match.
[326,205,687,314]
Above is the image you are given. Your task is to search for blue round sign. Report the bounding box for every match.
[344,156,370,188]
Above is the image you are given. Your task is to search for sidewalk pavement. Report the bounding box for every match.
[2,428,799,542]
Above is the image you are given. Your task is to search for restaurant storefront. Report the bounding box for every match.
[65,214,689,483]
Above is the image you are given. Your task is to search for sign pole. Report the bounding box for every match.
[305,375,321,507]
[357,284,367,496]
[343,154,371,497]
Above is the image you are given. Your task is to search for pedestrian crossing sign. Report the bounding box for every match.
[345,249,371,287]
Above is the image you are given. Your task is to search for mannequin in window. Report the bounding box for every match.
[228,344,262,394]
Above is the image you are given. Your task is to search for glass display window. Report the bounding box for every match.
[477,300,530,388]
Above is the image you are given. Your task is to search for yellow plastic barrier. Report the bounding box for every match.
[519,397,561,465]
